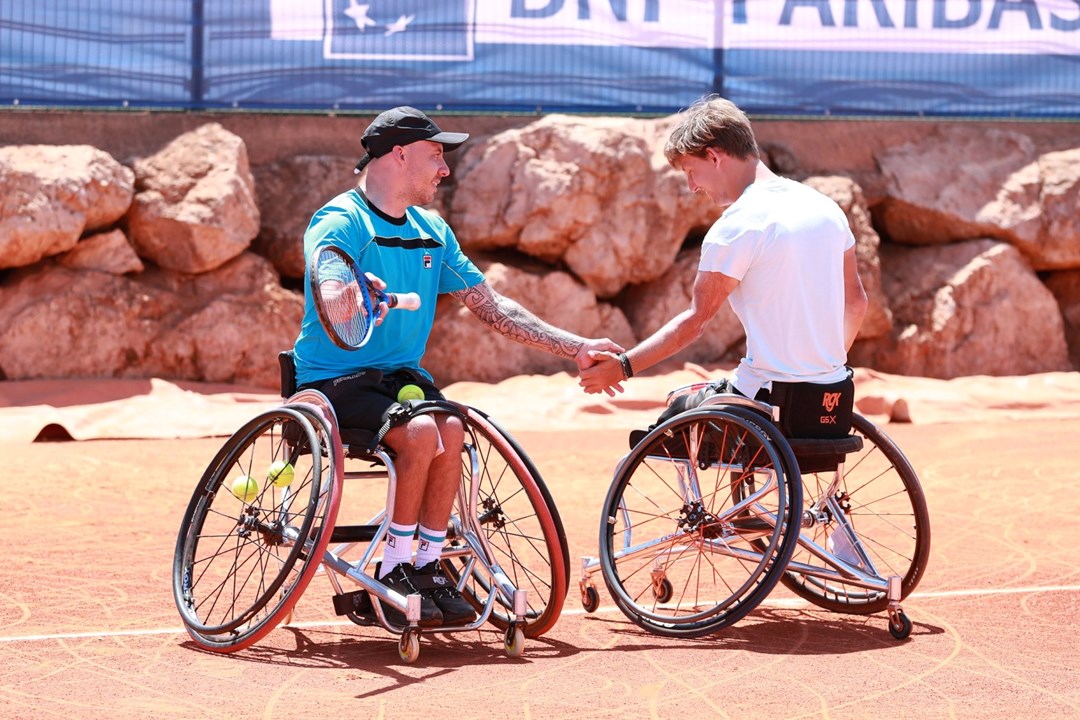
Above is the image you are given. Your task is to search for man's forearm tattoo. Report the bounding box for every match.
[452,285,583,359]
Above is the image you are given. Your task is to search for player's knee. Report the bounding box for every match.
[438,415,465,451]
[387,414,441,456]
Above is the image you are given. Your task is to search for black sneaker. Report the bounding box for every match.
[375,562,443,628]
[412,560,478,625]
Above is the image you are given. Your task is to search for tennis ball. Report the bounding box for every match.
[397,384,425,403]
[230,474,259,503]
[267,460,295,488]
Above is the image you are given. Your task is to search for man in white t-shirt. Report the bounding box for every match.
[580,95,868,405]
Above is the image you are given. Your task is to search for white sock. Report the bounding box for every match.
[414,524,446,568]
[379,522,416,577]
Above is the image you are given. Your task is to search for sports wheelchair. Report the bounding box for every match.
[172,352,570,663]
[578,384,930,640]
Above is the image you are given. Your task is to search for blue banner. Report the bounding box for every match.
[1,0,1077,117]
[720,0,1080,117]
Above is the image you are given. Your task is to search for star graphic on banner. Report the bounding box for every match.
[344,0,377,32]
[384,14,414,37]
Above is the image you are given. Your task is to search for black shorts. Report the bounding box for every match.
[300,368,443,432]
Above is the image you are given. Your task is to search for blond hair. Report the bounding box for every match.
[664,95,759,165]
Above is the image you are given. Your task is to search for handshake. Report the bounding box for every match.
[573,339,631,397]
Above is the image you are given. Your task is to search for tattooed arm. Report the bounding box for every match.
[450,280,625,389]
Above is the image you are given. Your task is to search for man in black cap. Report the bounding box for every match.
[351,106,470,174]
[291,106,623,628]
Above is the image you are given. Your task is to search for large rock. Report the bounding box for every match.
[0,253,301,388]
[448,115,719,298]
[1044,269,1080,370]
[253,155,357,279]
[985,148,1080,270]
[56,229,144,275]
[423,260,635,385]
[874,127,1037,246]
[849,240,1069,378]
[0,145,134,269]
[126,123,260,273]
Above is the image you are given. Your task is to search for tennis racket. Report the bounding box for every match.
[310,244,421,350]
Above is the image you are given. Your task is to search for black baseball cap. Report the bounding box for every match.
[354,106,469,174]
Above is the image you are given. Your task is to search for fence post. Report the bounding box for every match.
[191,0,205,108]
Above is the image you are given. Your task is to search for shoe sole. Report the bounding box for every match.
[437,611,477,625]
[379,602,443,628]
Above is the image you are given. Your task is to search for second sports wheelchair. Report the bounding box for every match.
[172,352,570,663]
[578,383,930,640]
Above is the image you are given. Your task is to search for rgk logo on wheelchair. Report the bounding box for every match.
[820,391,842,425]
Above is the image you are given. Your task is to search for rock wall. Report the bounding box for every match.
[1,110,1077,389]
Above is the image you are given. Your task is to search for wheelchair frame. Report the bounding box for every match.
[172,359,570,663]
[578,392,930,640]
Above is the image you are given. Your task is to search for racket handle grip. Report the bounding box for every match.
[387,292,421,311]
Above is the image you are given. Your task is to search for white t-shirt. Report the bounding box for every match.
[698,176,856,398]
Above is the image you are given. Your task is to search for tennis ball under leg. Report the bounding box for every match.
[397,384,425,403]
[267,460,294,488]
[231,474,259,502]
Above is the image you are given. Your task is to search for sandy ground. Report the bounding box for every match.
[2,364,1079,719]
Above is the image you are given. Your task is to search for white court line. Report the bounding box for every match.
[2,584,1077,644]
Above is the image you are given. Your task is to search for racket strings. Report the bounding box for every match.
[316,255,373,347]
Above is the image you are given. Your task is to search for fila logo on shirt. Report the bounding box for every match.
[423,254,432,269]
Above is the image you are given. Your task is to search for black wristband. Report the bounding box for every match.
[618,352,634,380]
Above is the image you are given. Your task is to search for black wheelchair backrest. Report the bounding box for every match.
[279,350,297,398]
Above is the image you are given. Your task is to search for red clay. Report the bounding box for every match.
[2,375,1079,719]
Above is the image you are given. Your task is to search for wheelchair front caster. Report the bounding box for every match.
[504,624,525,658]
[653,577,674,604]
[581,585,600,613]
[888,610,912,640]
[398,630,421,663]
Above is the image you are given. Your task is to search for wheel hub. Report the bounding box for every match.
[835,491,852,513]
[678,501,718,535]
[478,497,506,529]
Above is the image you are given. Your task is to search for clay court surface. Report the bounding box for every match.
[2,367,1079,719]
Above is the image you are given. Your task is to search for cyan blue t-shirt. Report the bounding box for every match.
[293,188,484,385]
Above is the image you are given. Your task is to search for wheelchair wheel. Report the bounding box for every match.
[780,413,931,614]
[443,405,569,638]
[598,408,802,638]
[173,405,342,652]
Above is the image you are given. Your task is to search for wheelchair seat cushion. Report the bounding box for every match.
[787,434,864,474]
[785,435,864,457]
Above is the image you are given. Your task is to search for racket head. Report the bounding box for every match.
[310,244,378,350]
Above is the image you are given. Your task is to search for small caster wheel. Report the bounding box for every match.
[582,586,600,613]
[504,624,525,658]
[398,630,421,663]
[654,578,673,604]
[888,611,912,640]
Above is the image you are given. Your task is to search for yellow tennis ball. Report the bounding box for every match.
[267,460,294,488]
[397,384,425,403]
[230,474,259,503]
